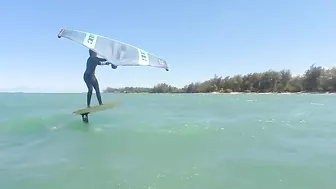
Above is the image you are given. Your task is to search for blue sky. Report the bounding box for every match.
[1,0,336,92]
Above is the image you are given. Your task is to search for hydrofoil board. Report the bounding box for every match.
[73,101,120,123]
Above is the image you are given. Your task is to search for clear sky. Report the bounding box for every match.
[1,0,336,92]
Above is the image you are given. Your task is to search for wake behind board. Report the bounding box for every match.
[73,101,120,123]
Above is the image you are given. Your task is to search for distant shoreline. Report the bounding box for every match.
[0,91,335,95]
[103,91,336,95]
[3,64,336,94]
[104,64,336,94]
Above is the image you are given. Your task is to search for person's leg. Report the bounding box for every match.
[84,74,93,107]
[92,75,103,105]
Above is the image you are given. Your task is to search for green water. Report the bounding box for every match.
[0,93,335,189]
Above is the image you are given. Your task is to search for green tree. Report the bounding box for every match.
[303,64,323,92]
[104,64,335,94]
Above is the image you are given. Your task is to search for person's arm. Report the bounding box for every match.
[91,57,117,68]
[99,60,117,68]
[92,57,109,65]
[99,61,111,65]
[97,57,107,62]
[104,62,118,69]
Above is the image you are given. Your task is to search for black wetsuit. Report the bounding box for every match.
[84,56,109,107]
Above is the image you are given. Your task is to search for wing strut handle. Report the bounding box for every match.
[57,29,65,38]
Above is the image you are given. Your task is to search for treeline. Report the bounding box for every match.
[104,64,336,93]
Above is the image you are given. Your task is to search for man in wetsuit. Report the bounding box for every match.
[84,49,117,108]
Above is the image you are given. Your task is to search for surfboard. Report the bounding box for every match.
[73,101,120,115]
[73,101,120,123]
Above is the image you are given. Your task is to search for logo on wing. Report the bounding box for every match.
[140,51,148,62]
[87,34,95,45]
[83,33,97,49]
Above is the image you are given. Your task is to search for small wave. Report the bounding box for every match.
[0,113,74,134]
[246,99,258,102]
[310,102,324,106]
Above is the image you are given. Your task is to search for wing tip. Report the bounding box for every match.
[57,29,65,38]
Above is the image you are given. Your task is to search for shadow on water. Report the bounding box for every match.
[0,113,126,135]
[0,108,227,145]
[0,113,92,134]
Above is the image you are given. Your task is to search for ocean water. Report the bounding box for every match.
[0,93,335,189]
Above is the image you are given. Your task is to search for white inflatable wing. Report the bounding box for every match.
[57,28,169,71]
